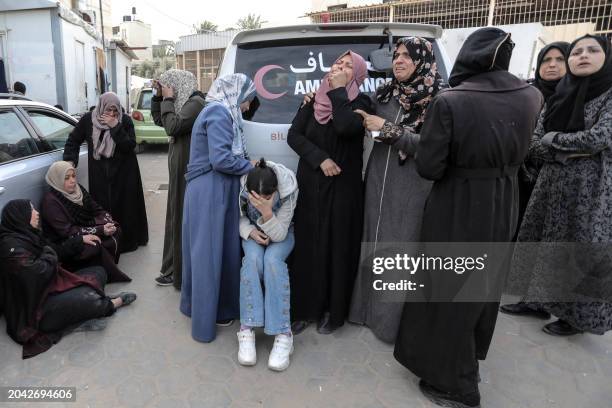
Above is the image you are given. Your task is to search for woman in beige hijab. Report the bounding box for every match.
[63,92,148,253]
[41,161,130,282]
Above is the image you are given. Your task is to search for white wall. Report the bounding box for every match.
[0,9,57,105]
[441,23,553,80]
[61,18,103,114]
[111,49,132,110]
[119,20,152,61]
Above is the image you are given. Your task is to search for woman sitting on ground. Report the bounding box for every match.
[41,161,130,282]
[0,200,136,359]
[236,158,298,371]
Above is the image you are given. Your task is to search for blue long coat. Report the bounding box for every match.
[180,102,253,342]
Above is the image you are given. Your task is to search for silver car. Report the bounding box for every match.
[0,94,88,212]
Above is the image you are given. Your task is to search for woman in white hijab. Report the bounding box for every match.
[180,74,258,343]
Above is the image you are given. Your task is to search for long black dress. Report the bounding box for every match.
[287,87,373,327]
[394,71,542,395]
[63,113,148,253]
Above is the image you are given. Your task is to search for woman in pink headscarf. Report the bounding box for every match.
[287,50,373,334]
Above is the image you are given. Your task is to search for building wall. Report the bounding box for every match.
[61,16,103,114]
[108,48,132,110]
[59,0,113,39]
[176,48,226,92]
[0,9,57,104]
[118,20,152,62]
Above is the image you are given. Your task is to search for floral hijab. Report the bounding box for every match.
[376,36,444,134]
[206,74,257,158]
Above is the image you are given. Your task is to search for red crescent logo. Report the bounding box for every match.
[254,65,287,100]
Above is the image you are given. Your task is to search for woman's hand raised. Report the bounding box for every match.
[354,109,385,131]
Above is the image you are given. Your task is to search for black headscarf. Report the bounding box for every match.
[376,36,444,133]
[544,35,612,132]
[0,199,44,255]
[532,42,570,101]
[448,27,514,87]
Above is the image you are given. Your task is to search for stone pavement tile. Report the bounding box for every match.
[289,349,341,377]
[359,327,395,353]
[195,355,236,383]
[116,376,158,407]
[130,349,170,376]
[334,364,379,393]
[574,372,612,408]
[225,370,273,405]
[368,351,411,380]
[73,387,120,408]
[331,322,365,340]
[24,349,69,378]
[330,339,371,365]
[155,364,199,397]
[67,341,106,368]
[375,377,428,408]
[479,383,529,408]
[543,343,599,374]
[187,383,232,408]
[149,395,190,408]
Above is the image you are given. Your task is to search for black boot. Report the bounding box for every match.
[419,380,481,408]
[316,312,340,334]
[542,319,583,336]
[499,302,551,319]
[291,320,309,335]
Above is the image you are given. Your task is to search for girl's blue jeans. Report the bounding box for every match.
[239,230,294,335]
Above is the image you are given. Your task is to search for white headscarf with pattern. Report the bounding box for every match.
[205,73,256,158]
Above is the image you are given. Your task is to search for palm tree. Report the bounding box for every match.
[237,14,263,30]
[193,20,218,34]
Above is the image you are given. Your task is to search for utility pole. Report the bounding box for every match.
[98,0,106,48]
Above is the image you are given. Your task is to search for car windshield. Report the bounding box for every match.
[138,90,153,110]
[235,36,445,124]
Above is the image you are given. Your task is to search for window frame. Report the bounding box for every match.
[0,106,45,165]
[17,106,78,153]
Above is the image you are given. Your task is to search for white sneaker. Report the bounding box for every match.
[237,329,256,366]
[268,334,293,371]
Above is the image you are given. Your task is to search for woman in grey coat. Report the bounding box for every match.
[348,37,444,343]
[506,35,612,336]
[151,69,206,289]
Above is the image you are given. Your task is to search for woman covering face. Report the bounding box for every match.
[287,50,373,335]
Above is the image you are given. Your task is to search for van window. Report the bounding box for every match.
[26,110,75,150]
[138,90,153,110]
[235,37,444,124]
[0,110,39,164]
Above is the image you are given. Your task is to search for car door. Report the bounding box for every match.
[0,106,51,210]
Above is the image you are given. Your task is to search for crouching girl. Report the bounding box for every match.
[237,158,298,371]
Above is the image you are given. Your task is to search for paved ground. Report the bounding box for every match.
[1,146,612,408]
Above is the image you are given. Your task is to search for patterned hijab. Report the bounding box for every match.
[91,92,122,160]
[45,161,83,206]
[206,74,257,158]
[159,69,199,114]
[314,50,368,124]
[376,37,444,134]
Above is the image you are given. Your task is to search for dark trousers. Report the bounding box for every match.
[38,266,115,333]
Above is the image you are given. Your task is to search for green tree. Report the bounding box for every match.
[237,14,263,30]
[193,20,218,33]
